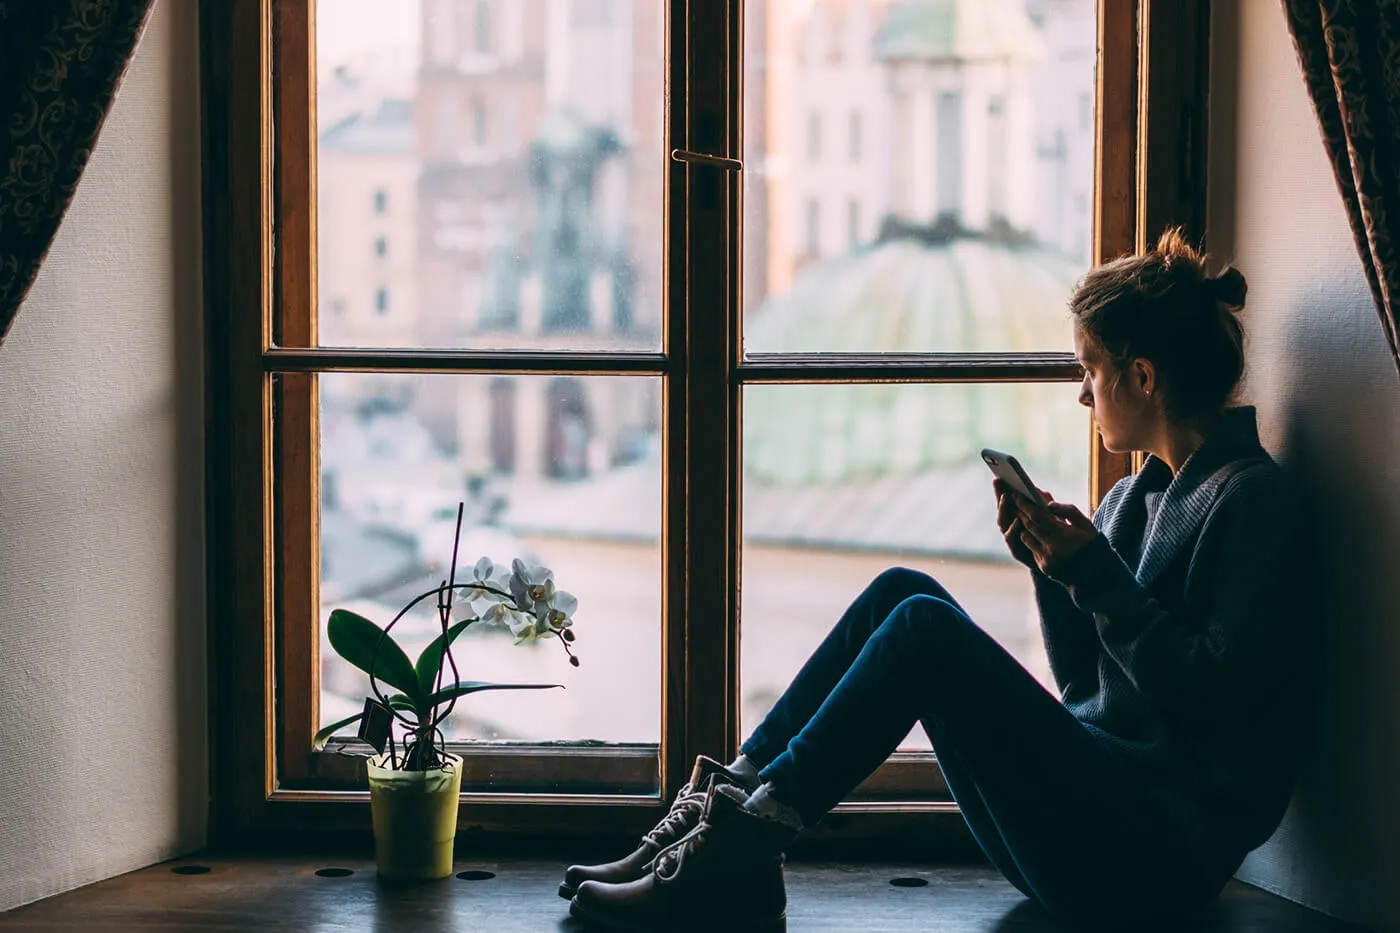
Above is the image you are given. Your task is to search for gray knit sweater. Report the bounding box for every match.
[1034,406,1308,875]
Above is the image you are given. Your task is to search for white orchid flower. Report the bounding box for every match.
[509,559,555,610]
[540,590,577,635]
[450,557,512,621]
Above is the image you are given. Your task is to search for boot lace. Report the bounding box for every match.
[642,782,707,848]
[651,822,707,883]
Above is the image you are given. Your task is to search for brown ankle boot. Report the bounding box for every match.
[557,756,758,900]
[568,783,798,932]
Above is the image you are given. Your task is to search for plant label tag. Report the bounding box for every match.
[357,697,392,753]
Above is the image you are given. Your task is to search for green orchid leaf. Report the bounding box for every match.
[425,681,563,711]
[327,609,421,702]
[387,693,418,714]
[414,619,473,706]
[312,711,365,751]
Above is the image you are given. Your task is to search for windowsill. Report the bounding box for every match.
[0,853,1359,932]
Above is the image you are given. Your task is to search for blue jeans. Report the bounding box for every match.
[739,567,1221,925]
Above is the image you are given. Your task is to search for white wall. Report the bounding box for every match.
[1209,2,1400,929]
[0,0,206,911]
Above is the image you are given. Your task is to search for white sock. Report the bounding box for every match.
[743,781,804,830]
[726,754,760,788]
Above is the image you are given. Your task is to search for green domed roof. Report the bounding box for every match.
[873,0,1044,63]
[743,238,1086,488]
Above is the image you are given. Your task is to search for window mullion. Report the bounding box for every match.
[669,0,743,796]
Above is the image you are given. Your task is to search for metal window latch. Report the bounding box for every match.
[670,148,743,172]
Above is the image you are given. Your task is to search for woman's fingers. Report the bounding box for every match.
[1047,502,1096,533]
[1014,515,1046,549]
[996,496,1017,531]
[1018,502,1063,534]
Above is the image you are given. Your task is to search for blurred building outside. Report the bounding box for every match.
[314,0,1097,751]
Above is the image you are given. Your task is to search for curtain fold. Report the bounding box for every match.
[0,0,153,348]
[1283,0,1400,374]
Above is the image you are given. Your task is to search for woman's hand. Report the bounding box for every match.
[993,479,1037,569]
[1009,489,1098,576]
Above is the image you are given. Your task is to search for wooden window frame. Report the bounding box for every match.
[202,0,1209,846]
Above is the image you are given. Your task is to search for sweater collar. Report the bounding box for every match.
[1107,407,1270,585]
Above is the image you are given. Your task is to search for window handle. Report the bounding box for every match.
[670,148,743,172]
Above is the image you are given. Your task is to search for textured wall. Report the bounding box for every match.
[1209,2,1400,929]
[0,0,206,910]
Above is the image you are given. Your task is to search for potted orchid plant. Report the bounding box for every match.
[314,508,579,881]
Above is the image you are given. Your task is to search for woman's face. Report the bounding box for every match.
[1074,326,1156,453]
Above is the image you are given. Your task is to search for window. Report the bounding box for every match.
[846,198,860,249]
[849,110,861,162]
[425,0,454,66]
[207,0,1204,841]
[375,287,389,314]
[987,96,1008,222]
[805,198,821,257]
[807,110,821,161]
[472,99,487,147]
[935,92,962,222]
[475,0,492,54]
[374,237,387,258]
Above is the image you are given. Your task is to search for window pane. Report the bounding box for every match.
[742,0,1097,353]
[318,372,662,744]
[316,0,665,350]
[739,382,1088,752]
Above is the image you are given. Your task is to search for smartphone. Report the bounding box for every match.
[980,448,1049,509]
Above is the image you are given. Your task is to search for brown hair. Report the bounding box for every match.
[1070,228,1247,422]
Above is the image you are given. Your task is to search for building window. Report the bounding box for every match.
[426,0,454,65]
[935,92,962,222]
[472,99,488,147]
[1080,91,1093,132]
[807,111,821,161]
[436,94,457,158]
[476,0,492,53]
[847,199,860,249]
[373,189,388,214]
[849,111,861,162]
[805,198,821,256]
[546,378,592,480]
[488,378,517,474]
[374,237,388,258]
[375,288,389,314]
[987,96,1008,222]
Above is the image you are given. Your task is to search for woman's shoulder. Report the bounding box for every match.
[1093,448,1280,528]
[1202,454,1296,539]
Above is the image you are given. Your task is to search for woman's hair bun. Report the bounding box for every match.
[1209,266,1247,310]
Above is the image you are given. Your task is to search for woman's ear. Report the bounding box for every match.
[1131,357,1157,398]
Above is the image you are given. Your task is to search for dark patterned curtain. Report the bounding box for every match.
[1283,1,1400,373]
[0,0,152,348]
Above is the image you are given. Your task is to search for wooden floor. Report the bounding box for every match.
[0,853,1363,932]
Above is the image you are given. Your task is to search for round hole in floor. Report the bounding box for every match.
[171,865,211,876]
[456,870,496,881]
[315,868,354,878]
[889,876,928,888]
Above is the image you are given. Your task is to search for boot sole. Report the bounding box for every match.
[568,895,786,932]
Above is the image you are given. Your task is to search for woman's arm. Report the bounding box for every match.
[1032,570,1100,702]
[1045,468,1304,721]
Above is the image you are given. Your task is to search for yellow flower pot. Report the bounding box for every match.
[366,753,463,881]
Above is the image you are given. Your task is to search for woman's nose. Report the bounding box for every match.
[1077,381,1092,408]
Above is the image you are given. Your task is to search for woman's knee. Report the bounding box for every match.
[879,593,975,650]
[869,566,942,604]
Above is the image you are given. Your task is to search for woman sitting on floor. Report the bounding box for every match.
[560,229,1309,932]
